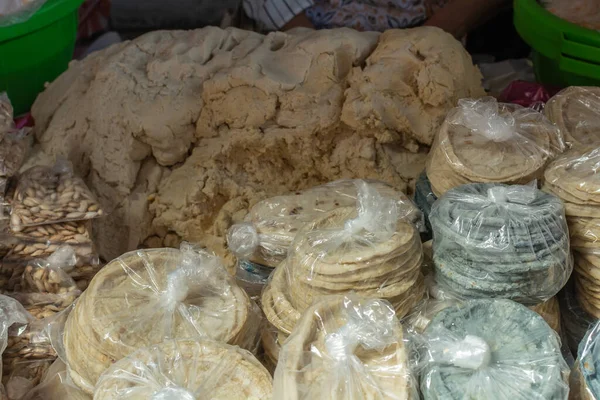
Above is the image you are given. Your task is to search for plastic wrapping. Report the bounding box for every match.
[413,171,437,241]
[262,181,424,338]
[0,94,31,183]
[544,147,600,218]
[94,339,272,399]
[260,323,285,374]
[543,147,600,319]
[573,251,600,319]
[545,87,600,148]
[0,130,31,182]
[0,295,32,383]
[419,299,569,400]
[235,259,272,300]
[559,279,596,355]
[62,244,261,394]
[430,183,572,306]
[11,160,103,232]
[3,221,101,291]
[541,0,600,31]
[0,296,59,400]
[408,268,562,335]
[0,93,13,142]
[426,97,563,196]
[0,0,47,27]
[573,320,600,400]
[227,179,422,269]
[4,360,53,400]
[15,245,78,294]
[274,294,417,399]
[0,222,101,290]
[20,359,90,400]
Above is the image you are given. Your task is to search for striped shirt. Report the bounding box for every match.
[243,0,314,31]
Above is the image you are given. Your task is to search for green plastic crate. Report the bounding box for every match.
[514,0,600,87]
[0,0,84,115]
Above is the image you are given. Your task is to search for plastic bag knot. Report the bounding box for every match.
[151,387,196,400]
[487,185,537,206]
[445,335,491,370]
[457,98,515,142]
[227,222,259,259]
[163,269,189,306]
[324,323,359,362]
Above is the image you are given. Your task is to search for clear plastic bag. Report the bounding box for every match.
[227,179,422,269]
[62,243,261,394]
[0,296,32,380]
[262,181,424,338]
[559,279,597,355]
[426,97,563,196]
[274,294,417,400]
[409,270,561,334]
[4,359,53,400]
[0,94,31,181]
[235,259,273,301]
[413,171,437,241]
[418,299,569,400]
[573,320,600,400]
[0,298,59,400]
[572,251,600,319]
[16,246,79,295]
[0,0,46,26]
[4,221,100,291]
[543,147,600,320]
[0,130,32,181]
[260,322,286,374]
[0,93,13,142]
[543,147,600,219]
[94,339,272,399]
[545,87,600,149]
[2,247,80,322]
[429,182,572,306]
[541,0,600,31]
[20,359,90,400]
[11,160,104,232]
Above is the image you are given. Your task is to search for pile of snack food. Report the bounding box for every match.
[3,38,600,399]
[0,95,107,398]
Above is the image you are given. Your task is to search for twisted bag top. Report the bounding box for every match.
[419,299,569,400]
[429,183,571,305]
[94,339,272,400]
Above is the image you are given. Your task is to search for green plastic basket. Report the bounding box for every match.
[514,0,600,87]
[0,0,84,115]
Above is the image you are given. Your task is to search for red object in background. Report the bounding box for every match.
[14,113,33,129]
[78,0,110,41]
[499,80,561,110]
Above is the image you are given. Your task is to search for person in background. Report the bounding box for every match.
[243,0,510,38]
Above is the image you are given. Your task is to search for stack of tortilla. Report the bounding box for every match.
[260,326,285,374]
[558,279,596,355]
[545,86,600,149]
[572,321,600,400]
[430,183,571,308]
[94,339,272,399]
[62,247,257,394]
[427,97,560,197]
[229,180,421,301]
[420,299,569,400]
[229,179,421,269]
[544,148,600,319]
[262,205,424,336]
[273,295,415,399]
[423,273,562,333]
